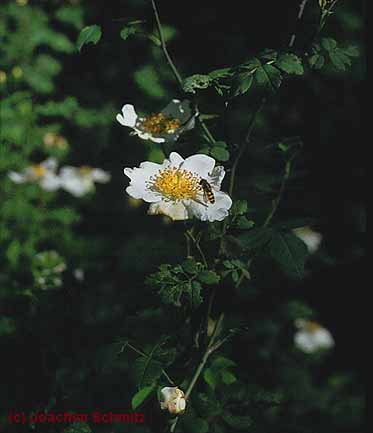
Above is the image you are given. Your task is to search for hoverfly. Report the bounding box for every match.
[199,179,215,204]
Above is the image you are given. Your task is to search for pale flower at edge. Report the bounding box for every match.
[116,99,196,143]
[294,319,335,353]
[8,157,60,191]
[123,152,232,222]
[292,226,322,254]
[59,165,111,197]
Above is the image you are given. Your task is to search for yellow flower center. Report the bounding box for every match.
[305,321,322,333]
[150,167,201,201]
[79,166,93,176]
[31,164,46,178]
[139,113,181,135]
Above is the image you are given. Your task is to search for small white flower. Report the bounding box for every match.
[293,226,322,254]
[73,268,85,281]
[116,99,196,143]
[59,165,111,197]
[160,387,186,415]
[123,152,232,222]
[8,158,60,191]
[294,319,335,353]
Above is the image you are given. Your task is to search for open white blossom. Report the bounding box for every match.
[293,226,322,254]
[294,319,335,353]
[59,165,111,197]
[8,158,60,191]
[160,387,186,415]
[116,99,196,143]
[123,152,232,222]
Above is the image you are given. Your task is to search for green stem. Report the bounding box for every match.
[121,342,175,385]
[150,0,183,90]
[262,155,295,228]
[170,313,224,432]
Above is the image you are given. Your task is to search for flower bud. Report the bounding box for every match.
[160,387,186,415]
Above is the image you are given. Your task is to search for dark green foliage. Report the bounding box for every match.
[147,258,220,308]
[76,25,102,51]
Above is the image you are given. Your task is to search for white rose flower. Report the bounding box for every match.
[8,158,60,191]
[123,152,232,222]
[294,319,335,353]
[292,226,322,254]
[59,165,111,197]
[116,99,196,143]
[160,387,186,415]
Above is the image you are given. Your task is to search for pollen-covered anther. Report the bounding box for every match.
[150,167,201,201]
[31,164,46,178]
[78,166,93,176]
[139,113,181,135]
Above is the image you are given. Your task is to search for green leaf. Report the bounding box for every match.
[276,53,304,75]
[231,200,248,216]
[212,356,237,369]
[134,65,166,99]
[329,48,352,71]
[131,384,155,410]
[255,63,282,92]
[221,370,237,385]
[222,414,253,430]
[210,146,230,162]
[198,270,220,285]
[238,227,273,250]
[182,257,199,274]
[76,25,102,52]
[308,54,325,69]
[189,280,204,308]
[203,368,219,390]
[183,74,212,93]
[269,232,309,279]
[120,25,139,41]
[232,72,254,96]
[344,45,360,57]
[236,216,254,230]
[321,37,337,52]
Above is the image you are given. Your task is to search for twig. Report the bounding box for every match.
[119,341,175,385]
[150,0,183,89]
[186,229,208,268]
[150,0,216,143]
[288,0,310,48]
[169,313,225,432]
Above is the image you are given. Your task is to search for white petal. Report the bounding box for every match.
[168,152,184,168]
[148,201,188,220]
[39,173,61,191]
[294,331,316,353]
[134,128,166,143]
[314,329,334,349]
[293,227,322,254]
[116,104,138,128]
[91,168,111,183]
[123,161,166,203]
[207,166,226,189]
[181,154,216,178]
[186,191,232,222]
[8,171,27,183]
[42,157,58,172]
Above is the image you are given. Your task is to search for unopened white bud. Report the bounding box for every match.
[160,387,186,415]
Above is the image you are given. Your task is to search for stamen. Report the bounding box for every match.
[31,164,46,178]
[149,167,201,201]
[79,166,93,176]
[138,113,181,135]
[305,321,322,333]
